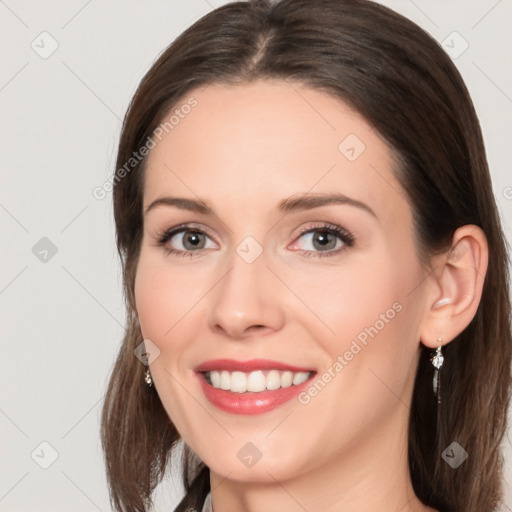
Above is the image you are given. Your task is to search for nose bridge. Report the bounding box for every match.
[208,242,284,338]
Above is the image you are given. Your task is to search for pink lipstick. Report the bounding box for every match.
[195,359,316,415]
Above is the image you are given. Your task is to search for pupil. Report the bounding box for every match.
[314,231,335,250]
[184,232,204,249]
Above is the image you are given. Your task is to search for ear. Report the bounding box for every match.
[419,224,488,349]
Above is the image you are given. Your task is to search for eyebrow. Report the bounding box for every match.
[278,194,376,217]
[144,193,377,218]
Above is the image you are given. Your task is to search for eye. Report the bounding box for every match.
[289,223,354,258]
[154,224,217,257]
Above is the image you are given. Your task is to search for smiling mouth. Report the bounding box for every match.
[201,369,315,393]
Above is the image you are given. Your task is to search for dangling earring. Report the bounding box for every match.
[144,368,153,387]
[430,338,444,404]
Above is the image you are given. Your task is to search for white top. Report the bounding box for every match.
[201,491,213,512]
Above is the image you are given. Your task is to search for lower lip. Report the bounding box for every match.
[197,373,314,415]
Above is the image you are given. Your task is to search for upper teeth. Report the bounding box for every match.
[207,370,312,393]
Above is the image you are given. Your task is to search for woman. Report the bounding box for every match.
[101,1,512,511]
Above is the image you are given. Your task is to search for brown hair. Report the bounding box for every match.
[100,1,512,511]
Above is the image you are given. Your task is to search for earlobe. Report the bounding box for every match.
[420,224,488,349]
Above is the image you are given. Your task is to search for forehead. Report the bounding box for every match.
[142,79,410,223]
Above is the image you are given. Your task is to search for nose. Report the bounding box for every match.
[207,248,286,340]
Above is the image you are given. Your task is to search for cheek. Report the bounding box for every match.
[133,248,219,434]
[286,257,404,345]
[285,251,423,393]
[286,262,422,443]
[134,261,174,341]
[133,252,205,436]
[134,249,206,342]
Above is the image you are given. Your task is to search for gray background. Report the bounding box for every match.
[1,0,511,510]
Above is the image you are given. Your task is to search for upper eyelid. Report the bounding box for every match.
[164,223,216,237]
[157,223,219,246]
[296,222,350,235]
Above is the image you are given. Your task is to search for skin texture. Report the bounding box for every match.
[134,80,487,512]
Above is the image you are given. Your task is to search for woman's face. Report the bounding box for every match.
[135,80,429,482]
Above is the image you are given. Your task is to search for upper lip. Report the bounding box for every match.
[194,358,315,373]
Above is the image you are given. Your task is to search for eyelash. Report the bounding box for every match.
[153,222,355,259]
[153,223,215,258]
[294,223,355,258]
